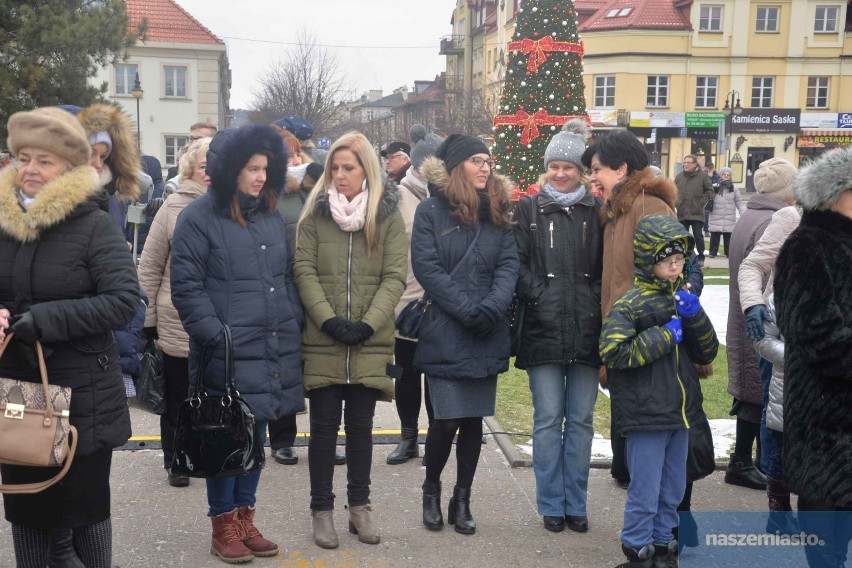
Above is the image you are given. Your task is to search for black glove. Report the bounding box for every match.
[9,312,39,342]
[349,321,374,344]
[143,326,159,341]
[468,310,494,336]
[745,305,770,342]
[321,316,357,345]
[143,197,164,218]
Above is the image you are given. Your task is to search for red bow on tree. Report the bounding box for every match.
[508,37,585,74]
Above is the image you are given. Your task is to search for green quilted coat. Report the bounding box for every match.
[294,180,408,401]
[600,215,718,435]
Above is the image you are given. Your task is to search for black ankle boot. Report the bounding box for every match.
[615,543,654,567]
[387,427,420,465]
[447,486,475,535]
[422,480,444,530]
[47,528,85,568]
[724,455,767,490]
[652,541,678,568]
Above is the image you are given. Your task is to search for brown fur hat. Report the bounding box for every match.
[7,107,91,167]
[77,103,141,202]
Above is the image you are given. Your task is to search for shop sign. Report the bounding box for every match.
[838,113,852,129]
[629,111,685,128]
[800,112,838,129]
[685,112,725,128]
[587,109,618,127]
[797,135,852,148]
[730,108,800,133]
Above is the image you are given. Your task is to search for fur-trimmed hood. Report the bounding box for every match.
[604,168,678,225]
[312,177,401,222]
[77,103,141,202]
[206,125,287,213]
[0,164,100,242]
[418,156,515,210]
[795,145,852,212]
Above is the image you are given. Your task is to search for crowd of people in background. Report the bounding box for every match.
[0,103,849,568]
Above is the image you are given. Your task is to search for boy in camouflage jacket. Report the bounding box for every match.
[600,214,718,568]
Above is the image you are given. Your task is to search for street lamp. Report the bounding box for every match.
[131,73,144,151]
[721,91,743,166]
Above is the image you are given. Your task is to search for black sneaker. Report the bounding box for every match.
[272,447,298,465]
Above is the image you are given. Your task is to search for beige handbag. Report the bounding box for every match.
[0,333,77,494]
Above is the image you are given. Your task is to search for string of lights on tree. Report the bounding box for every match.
[491,0,589,199]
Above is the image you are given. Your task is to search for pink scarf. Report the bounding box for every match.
[328,187,368,232]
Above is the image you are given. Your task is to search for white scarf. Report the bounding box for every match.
[18,189,35,210]
[328,186,368,232]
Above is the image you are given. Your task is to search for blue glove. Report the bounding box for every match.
[674,291,701,318]
[745,305,770,342]
[664,317,683,345]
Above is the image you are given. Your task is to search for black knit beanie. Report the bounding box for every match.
[654,239,687,264]
[436,134,490,173]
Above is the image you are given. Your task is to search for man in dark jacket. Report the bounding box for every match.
[675,155,714,260]
[381,141,411,183]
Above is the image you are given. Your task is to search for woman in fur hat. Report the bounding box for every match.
[170,125,305,563]
[514,119,603,535]
[294,131,407,549]
[0,107,138,567]
[412,135,518,536]
[774,146,852,568]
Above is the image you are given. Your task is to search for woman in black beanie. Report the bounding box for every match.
[411,135,519,535]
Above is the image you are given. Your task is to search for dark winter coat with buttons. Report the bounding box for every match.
[411,157,519,380]
[170,126,305,421]
[513,188,604,369]
[0,164,137,456]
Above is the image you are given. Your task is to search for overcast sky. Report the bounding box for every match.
[174,0,457,109]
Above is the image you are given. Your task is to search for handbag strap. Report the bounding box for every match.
[526,196,541,273]
[0,426,77,494]
[0,333,56,423]
[448,224,482,279]
[191,325,237,399]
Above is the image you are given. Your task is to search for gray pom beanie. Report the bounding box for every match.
[544,118,590,169]
[795,145,852,212]
[408,124,444,171]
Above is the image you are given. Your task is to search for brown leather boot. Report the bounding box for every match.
[237,506,278,557]
[347,504,380,544]
[210,510,253,564]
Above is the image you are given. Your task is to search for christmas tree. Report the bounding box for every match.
[492,0,589,199]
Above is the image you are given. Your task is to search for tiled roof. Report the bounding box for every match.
[126,0,223,45]
[579,0,691,32]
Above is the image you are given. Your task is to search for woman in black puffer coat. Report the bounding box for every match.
[0,107,138,567]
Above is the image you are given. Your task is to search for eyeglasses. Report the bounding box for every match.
[383,153,407,162]
[657,257,687,268]
[467,157,495,169]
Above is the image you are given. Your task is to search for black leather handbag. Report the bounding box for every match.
[170,326,265,478]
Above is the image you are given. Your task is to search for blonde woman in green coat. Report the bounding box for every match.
[294,131,408,549]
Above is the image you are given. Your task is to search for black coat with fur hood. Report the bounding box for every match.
[0,164,137,457]
[775,155,852,507]
[410,157,519,380]
[170,125,306,421]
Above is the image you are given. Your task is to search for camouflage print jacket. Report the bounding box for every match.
[600,215,718,435]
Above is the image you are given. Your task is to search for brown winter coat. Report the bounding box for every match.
[137,179,206,358]
[600,169,677,318]
[725,194,789,405]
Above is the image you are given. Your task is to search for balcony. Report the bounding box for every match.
[439,35,465,55]
[444,74,463,93]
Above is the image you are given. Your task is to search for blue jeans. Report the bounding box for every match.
[528,363,599,517]
[622,429,688,548]
[206,420,267,517]
[758,357,784,479]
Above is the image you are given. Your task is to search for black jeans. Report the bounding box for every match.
[268,415,297,450]
[680,220,706,256]
[394,338,434,430]
[709,232,731,256]
[308,384,378,511]
[160,354,190,469]
[424,417,483,489]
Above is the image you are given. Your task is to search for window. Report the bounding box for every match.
[695,76,718,108]
[751,76,774,107]
[814,6,838,32]
[164,135,189,167]
[164,65,187,98]
[755,6,779,32]
[699,5,723,31]
[647,75,669,108]
[594,75,615,107]
[605,7,632,17]
[114,63,138,96]
[807,76,830,108]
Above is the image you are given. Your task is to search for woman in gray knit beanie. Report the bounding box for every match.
[513,117,605,534]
